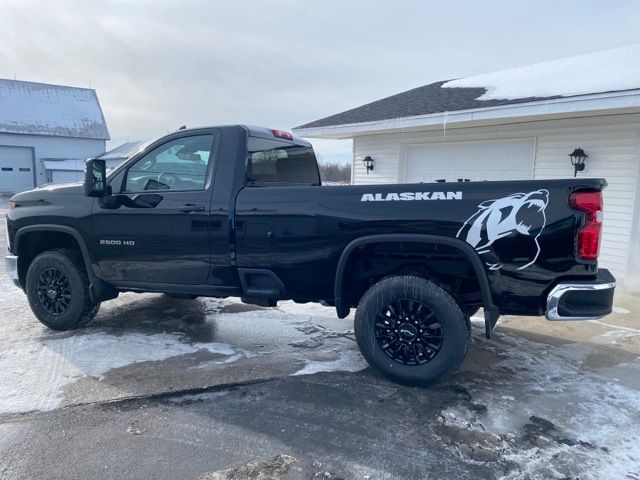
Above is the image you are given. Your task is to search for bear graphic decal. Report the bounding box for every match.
[456,189,550,271]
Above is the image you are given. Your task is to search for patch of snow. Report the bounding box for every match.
[43,332,236,379]
[278,300,344,318]
[443,331,640,479]
[189,353,245,369]
[442,44,640,100]
[0,331,237,416]
[612,306,631,314]
[292,349,368,376]
[0,424,17,449]
[589,320,640,334]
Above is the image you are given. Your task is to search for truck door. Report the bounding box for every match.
[91,132,218,285]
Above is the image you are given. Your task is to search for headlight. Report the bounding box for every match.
[9,201,16,209]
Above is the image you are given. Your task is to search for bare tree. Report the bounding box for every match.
[319,162,351,184]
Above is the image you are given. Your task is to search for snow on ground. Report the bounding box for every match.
[442,44,640,100]
[0,326,239,415]
[278,300,367,375]
[292,349,367,376]
[277,299,352,318]
[0,284,363,415]
[437,318,640,479]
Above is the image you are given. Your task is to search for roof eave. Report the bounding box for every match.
[293,89,640,139]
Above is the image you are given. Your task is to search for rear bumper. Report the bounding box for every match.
[545,269,615,321]
[4,254,20,288]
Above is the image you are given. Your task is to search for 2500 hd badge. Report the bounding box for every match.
[100,239,135,246]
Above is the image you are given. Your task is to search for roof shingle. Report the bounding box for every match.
[294,81,560,129]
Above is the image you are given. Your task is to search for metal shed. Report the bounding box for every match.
[0,78,110,193]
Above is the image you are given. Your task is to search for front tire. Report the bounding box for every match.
[25,249,100,331]
[354,275,470,386]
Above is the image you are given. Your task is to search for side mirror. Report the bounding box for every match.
[83,159,109,197]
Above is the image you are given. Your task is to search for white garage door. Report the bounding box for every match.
[404,138,535,183]
[0,146,35,193]
[50,170,83,184]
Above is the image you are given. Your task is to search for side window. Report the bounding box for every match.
[246,138,320,186]
[124,135,214,192]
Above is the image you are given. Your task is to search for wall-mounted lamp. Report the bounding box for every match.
[363,156,374,174]
[569,148,588,177]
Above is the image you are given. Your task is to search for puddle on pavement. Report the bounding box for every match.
[1,294,363,415]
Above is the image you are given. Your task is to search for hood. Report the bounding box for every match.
[11,182,84,201]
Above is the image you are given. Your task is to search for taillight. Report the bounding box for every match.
[272,129,293,140]
[569,191,603,261]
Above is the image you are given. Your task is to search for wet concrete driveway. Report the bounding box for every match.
[1,210,639,479]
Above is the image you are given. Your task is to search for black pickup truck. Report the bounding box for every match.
[5,125,616,385]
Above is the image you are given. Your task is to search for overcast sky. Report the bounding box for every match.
[1,0,639,163]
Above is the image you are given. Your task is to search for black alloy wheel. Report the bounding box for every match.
[354,275,470,386]
[37,268,72,315]
[26,249,101,330]
[375,299,443,365]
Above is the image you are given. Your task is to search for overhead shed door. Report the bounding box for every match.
[0,146,35,193]
[50,170,83,184]
[403,138,535,183]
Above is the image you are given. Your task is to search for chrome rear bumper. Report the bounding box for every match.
[545,269,615,321]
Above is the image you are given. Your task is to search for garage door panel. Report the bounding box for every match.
[0,146,34,193]
[51,170,83,184]
[404,139,535,184]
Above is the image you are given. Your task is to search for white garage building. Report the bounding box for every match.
[294,45,640,291]
[0,78,109,193]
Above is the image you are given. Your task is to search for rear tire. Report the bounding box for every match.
[354,275,470,386]
[25,249,100,331]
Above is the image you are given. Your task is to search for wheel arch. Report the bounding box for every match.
[333,234,500,338]
[14,225,115,302]
[15,225,94,276]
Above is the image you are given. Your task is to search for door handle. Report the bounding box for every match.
[178,204,205,213]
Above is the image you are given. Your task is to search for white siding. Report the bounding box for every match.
[353,134,400,184]
[533,121,640,282]
[352,113,640,285]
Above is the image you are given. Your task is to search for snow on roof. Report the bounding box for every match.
[0,78,110,140]
[295,44,640,133]
[98,140,149,160]
[442,44,640,100]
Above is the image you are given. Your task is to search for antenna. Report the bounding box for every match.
[178,125,186,130]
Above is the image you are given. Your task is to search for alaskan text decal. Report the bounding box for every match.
[361,191,463,202]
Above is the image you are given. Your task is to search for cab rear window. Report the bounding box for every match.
[246,138,320,186]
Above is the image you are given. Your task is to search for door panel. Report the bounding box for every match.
[91,191,212,284]
[91,133,218,285]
